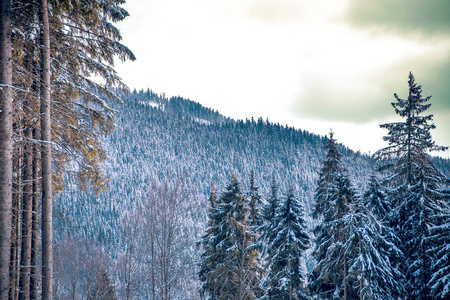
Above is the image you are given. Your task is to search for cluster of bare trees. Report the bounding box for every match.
[0,0,134,299]
[116,178,201,300]
[52,177,201,300]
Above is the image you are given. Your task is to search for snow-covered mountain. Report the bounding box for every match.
[54,89,450,299]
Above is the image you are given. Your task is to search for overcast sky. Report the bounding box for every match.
[115,0,450,158]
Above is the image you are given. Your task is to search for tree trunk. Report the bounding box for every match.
[19,44,37,300]
[19,127,33,300]
[30,128,39,300]
[10,139,22,300]
[0,0,13,298]
[39,0,53,298]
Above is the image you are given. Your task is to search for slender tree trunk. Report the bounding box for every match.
[0,0,13,298]
[19,127,33,300]
[10,139,22,300]
[30,128,39,300]
[39,0,53,298]
[19,44,36,300]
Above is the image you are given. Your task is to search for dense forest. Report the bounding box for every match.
[1,1,450,300]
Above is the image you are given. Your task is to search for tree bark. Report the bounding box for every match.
[30,128,39,300]
[0,0,13,299]
[19,127,33,300]
[39,0,53,298]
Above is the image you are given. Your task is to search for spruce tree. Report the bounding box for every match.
[362,174,390,222]
[309,132,353,298]
[343,196,404,299]
[199,176,259,300]
[248,170,263,232]
[263,186,309,300]
[309,172,355,299]
[246,170,264,298]
[426,210,450,299]
[373,72,449,299]
[260,174,280,256]
[259,174,280,298]
[199,183,220,299]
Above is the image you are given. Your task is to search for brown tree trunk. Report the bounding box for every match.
[19,44,36,300]
[39,0,53,298]
[0,0,13,298]
[19,127,33,300]
[10,138,22,300]
[30,128,39,300]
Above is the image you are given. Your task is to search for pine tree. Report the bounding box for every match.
[260,174,279,257]
[373,72,449,299]
[312,131,344,220]
[259,174,280,298]
[248,170,263,232]
[263,186,309,300]
[246,170,264,298]
[309,132,352,298]
[309,172,355,299]
[344,196,404,299]
[199,183,220,299]
[426,210,450,299]
[199,176,260,300]
[362,174,390,222]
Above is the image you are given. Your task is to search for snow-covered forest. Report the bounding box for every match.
[1,1,450,300]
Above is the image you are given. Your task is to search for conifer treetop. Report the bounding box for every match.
[374,72,448,162]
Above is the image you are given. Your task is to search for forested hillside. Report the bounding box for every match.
[54,89,379,299]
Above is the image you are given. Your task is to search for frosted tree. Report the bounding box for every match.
[248,170,263,232]
[373,72,449,298]
[362,174,390,222]
[309,172,354,299]
[426,210,450,299]
[262,186,309,300]
[199,183,221,299]
[309,132,353,298]
[246,170,264,298]
[259,174,280,256]
[343,196,404,299]
[199,176,259,300]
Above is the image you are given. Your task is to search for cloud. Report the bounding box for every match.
[292,48,450,124]
[344,0,450,39]
[247,0,305,23]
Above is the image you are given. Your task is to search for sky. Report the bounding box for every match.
[114,0,450,158]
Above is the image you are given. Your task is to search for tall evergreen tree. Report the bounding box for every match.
[343,196,404,299]
[373,72,449,299]
[263,186,309,300]
[248,170,263,231]
[199,176,260,300]
[260,174,280,257]
[309,172,355,299]
[426,210,450,299]
[362,174,390,222]
[309,132,352,298]
[199,183,220,299]
[246,170,264,298]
